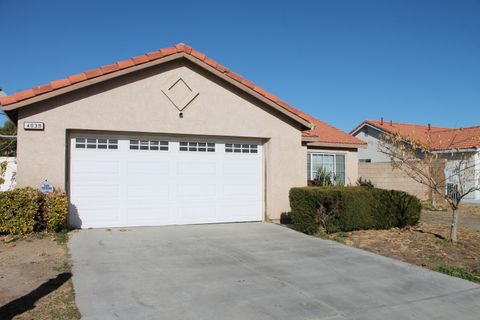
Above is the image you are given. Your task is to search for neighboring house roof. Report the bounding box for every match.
[0,43,365,148]
[352,119,480,151]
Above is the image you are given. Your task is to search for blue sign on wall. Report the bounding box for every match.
[40,180,54,193]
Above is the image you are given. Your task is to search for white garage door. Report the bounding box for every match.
[69,134,263,228]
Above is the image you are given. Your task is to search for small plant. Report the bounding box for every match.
[55,229,69,245]
[356,177,374,188]
[332,231,349,244]
[435,265,480,283]
[311,167,341,186]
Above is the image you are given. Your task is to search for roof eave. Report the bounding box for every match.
[432,148,478,154]
[1,52,312,130]
[350,121,388,136]
[305,141,366,149]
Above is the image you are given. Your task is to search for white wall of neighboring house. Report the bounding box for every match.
[0,157,16,191]
[354,126,391,163]
[443,151,480,201]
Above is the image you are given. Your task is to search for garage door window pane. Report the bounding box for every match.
[108,139,118,149]
[226,143,258,154]
[180,142,215,152]
[140,140,149,150]
[130,139,168,151]
[75,138,86,148]
[76,137,118,150]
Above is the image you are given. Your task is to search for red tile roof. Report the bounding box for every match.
[355,120,480,151]
[0,43,364,147]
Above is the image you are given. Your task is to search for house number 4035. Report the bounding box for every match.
[24,122,45,130]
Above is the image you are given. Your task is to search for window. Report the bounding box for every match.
[179,141,215,152]
[75,138,118,149]
[225,143,258,153]
[359,159,371,163]
[307,153,346,185]
[130,139,168,151]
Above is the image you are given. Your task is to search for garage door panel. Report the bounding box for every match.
[72,160,121,175]
[126,161,170,176]
[72,185,120,199]
[126,205,173,223]
[177,184,217,199]
[178,205,217,222]
[70,134,263,228]
[126,184,172,199]
[177,161,217,176]
[74,207,121,224]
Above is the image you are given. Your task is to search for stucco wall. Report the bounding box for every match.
[15,59,309,220]
[306,148,358,185]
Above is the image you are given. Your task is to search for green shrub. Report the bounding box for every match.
[0,187,69,235]
[42,191,69,232]
[289,186,421,235]
[0,188,42,235]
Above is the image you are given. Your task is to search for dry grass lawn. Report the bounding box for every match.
[0,233,80,320]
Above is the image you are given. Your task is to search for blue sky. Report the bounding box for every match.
[1,0,479,131]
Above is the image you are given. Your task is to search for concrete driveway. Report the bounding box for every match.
[69,223,480,320]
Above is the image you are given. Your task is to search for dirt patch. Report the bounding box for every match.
[0,234,80,319]
[341,224,480,274]
[422,204,480,230]
[319,207,480,280]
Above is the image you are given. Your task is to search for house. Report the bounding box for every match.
[351,119,480,202]
[0,44,365,228]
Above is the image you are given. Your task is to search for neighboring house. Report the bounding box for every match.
[0,157,16,191]
[0,44,365,228]
[351,119,480,202]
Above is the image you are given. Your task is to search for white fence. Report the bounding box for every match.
[0,157,16,191]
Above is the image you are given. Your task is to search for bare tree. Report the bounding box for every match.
[379,131,480,242]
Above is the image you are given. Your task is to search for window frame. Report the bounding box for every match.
[308,152,346,185]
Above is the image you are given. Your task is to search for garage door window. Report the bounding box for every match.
[225,143,258,153]
[179,142,215,152]
[75,138,118,150]
[130,140,168,151]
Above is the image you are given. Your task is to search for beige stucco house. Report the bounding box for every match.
[1,44,365,228]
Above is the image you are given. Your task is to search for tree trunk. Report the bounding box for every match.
[431,188,437,210]
[450,208,459,243]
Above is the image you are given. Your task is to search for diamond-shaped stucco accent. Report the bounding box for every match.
[161,77,199,111]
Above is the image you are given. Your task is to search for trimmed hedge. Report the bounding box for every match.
[0,188,42,234]
[0,188,69,235]
[289,186,421,235]
[43,191,69,232]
